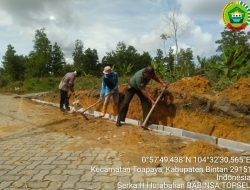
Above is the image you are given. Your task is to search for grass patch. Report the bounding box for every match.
[0,77,60,94]
[0,75,130,94]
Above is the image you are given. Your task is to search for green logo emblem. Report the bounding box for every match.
[222,1,250,31]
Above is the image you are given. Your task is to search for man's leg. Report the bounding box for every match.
[116,87,135,127]
[136,90,152,122]
[65,91,70,111]
[60,90,66,110]
[112,92,119,115]
[102,93,111,117]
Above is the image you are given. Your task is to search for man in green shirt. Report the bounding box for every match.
[116,66,167,127]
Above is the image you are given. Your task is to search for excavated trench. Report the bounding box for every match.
[39,76,250,144]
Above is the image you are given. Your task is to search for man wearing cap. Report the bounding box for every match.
[116,66,167,127]
[59,71,81,111]
[100,66,119,117]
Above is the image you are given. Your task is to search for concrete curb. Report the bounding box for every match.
[31,99,59,107]
[182,130,217,144]
[217,138,250,152]
[125,118,140,126]
[15,91,51,98]
[148,124,249,152]
[30,98,250,153]
[163,126,183,138]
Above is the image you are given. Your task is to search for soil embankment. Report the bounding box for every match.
[39,76,250,144]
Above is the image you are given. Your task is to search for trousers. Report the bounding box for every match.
[117,87,151,122]
[60,90,69,109]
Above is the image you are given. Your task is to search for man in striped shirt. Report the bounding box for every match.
[59,71,81,111]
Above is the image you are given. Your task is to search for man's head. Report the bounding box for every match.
[103,66,112,76]
[144,66,155,79]
[75,71,81,77]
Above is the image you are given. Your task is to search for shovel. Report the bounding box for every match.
[141,87,166,129]
[69,94,89,120]
[79,91,115,117]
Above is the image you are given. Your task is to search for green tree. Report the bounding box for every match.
[153,49,165,76]
[26,28,52,78]
[102,41,151,76]
[165,48,175,77]
[177,48,194,77]
[61,64,74,75]
[2,44,25,81]
[0,67,3,76]
[83,48,99,76]
[215,28,250,79]
[138,52,152,70]
[197,56,207,75]
[72,39,84,72]
[205,55,225,83]
[216,29,249,52]
[155,49,164,63]
[152,48,176,81]
[72,40,100,76]
[50,42,65,76]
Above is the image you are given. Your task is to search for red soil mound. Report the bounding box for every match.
[180,141,232,157]
[218,77,250,106]
[169,76,212,95]
[38,76,250,143]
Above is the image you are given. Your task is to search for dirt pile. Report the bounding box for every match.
[39,112,233,168]
[76,90,99,98]
[218,77,250,106]
[38,76,250,143]
[169,76,212,96]
[180,141,232,157]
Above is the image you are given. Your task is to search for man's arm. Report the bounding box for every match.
[112,73,119,92]
[139,87,155,105]
[68,76,75,96]
[69,84,74,92]
[153,73,168,87]
[100,79,106,98]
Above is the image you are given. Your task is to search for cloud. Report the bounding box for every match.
[177,0,227,20]
[0,10,12,26]
[0,0,239,67]
[189,25,216,56]
[0,0,170,63]
[129,11,217,58]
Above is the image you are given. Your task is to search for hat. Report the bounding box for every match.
[103,66,112,74]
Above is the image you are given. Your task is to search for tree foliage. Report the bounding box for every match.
[152,47,194,81]
[215,28,250,79]
[72,39,99,76]
[24,28,67,78]
[2,44,25,81]
[72,39,84,72]
[195,28,250,85]
[102,41,151,76]
[50,42,65,76]
[1,27,249,91]
[26,28,52,78]
[177,48,195,78]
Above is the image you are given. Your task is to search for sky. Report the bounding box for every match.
[0,0,249,66]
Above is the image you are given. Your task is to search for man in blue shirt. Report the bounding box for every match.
[100,66,119,117]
